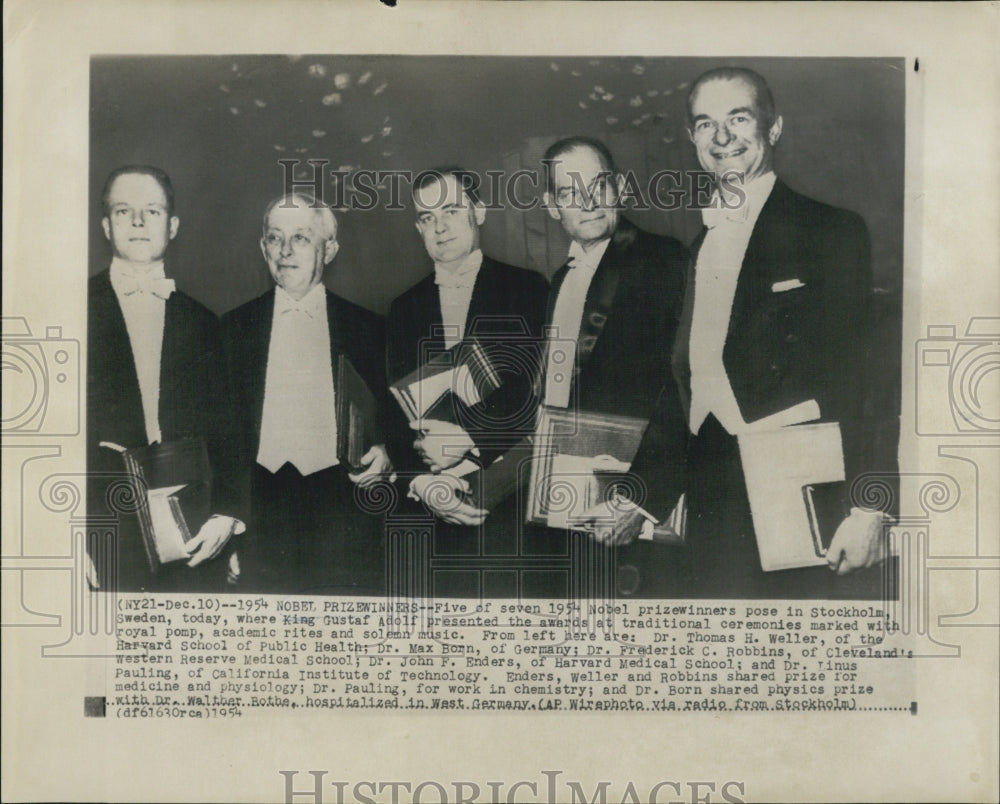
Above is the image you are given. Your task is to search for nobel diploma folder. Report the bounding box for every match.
[462,437,534,511]
[802,480,851,557]
[389,339,501,424]
[335,354,380,470]
[737,421,847,571]
[633,493,687,545]
[391,340,510,508]
[112,438,213,573]
[389,351,455,422]
[526,406,685,542]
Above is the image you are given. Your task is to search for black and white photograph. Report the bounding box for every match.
[3,2,998,803]
[86,54,903,600]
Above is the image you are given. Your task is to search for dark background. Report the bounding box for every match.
[90,55,905,317]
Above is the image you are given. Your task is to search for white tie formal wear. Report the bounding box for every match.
[109,258,175,444]
[256,284,340,476]
[688,171,777,436]
[434,249,482,349]
[543,237,611,409]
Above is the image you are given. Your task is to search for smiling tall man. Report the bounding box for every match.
[222,193,392,594]
[630,67,898,598]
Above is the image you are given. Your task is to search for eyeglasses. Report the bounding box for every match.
[262,231,317,251]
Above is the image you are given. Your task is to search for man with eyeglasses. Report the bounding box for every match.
[221,192,392,594]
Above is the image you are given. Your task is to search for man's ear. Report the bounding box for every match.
[323,239,340,265]
[473,201,486,227]
[101,218,110,241]
[168,216,180,241]
[542,191,560,222]
[687,126,696,145]
[259,238,268,262]
[768,115,783,146]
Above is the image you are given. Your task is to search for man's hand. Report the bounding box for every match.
[410,419,476,472]
[227,552,241,585]
[573,498,652,546]
[348,445,394,487]
[826,509,887,575]
[409,473,488,526]
[186,515,245,567]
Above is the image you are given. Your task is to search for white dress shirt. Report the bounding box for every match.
[688,171,777,435]
[434,249,482,349]
[256,284,339,476]
[109,257,176,444]
[543,237,611,408]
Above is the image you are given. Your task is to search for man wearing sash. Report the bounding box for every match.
[537,137,690,596]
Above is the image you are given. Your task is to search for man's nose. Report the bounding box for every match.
[280,238,294,257]
[434,215,447,234]
[712,123,734,147]
[130,209,146,226]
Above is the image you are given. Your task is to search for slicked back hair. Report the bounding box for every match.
[101,165,176,217]
[411,166,482,208]
[542,136,617,195]
[686,66,777,130]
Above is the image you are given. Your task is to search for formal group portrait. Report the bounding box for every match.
[86,55,904,600]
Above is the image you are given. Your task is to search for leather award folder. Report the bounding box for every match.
[335,354,380,470]
[524,406,686,544]
[802,480,850,555]
[114,438,213,573]
[737,420,846,571]
[463,437,535,511]
[389,338,501,425]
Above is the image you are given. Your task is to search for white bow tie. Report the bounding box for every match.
[434,251,482,289]
[117,274,175,299]
[566,238,609,273]
[702,202,749,229]
[277,298,322,319]
[435,274,477,289]
[435,264,479,289]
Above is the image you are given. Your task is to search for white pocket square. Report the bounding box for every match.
[771,278,805,292]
